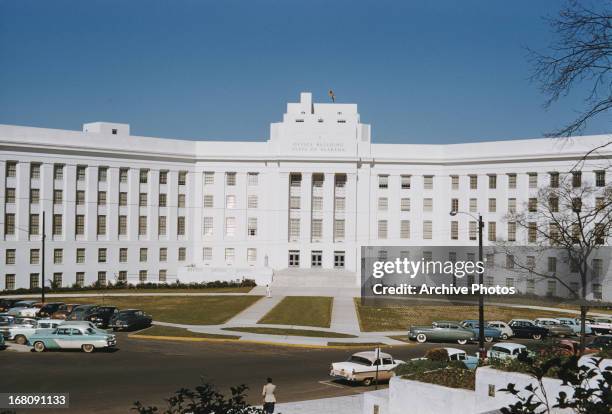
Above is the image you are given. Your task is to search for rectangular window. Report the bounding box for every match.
[488,174,497,189]
[508,198,516,213]
[75,214,85,235]
[400,220,410,239]
[451,221,458,240]
[53,214,62,235]
[547,257,557,273]
[76,248,85,264]
[157,193,166,207]
[469,175,478,189]
[451,175,459,190]
[469,221,477,241]
[225,248,235,262]
[311,250,322,267]
[506,255,514,269]
[595,170,606,187]
[178,171,187,186]
[159,270,167,282]
[290,173,301,187]
[334,251,345,269]
[139,193,147,207]
[158,216,167,236]
[119,248,128,262]
[289,218,300,241]
[53,189,63,204]
[528,222,537,242]
[312,196,323,211]
[29,214,39,235]
[53,273,62,287]
[203,195,214,208]
[248,195,258,208]
[5,274,15,290]
[423,220,433,239]
[549,172,559,188]
[203,247,212,261]
[119,192,127,206]
[97,215,106,235]
[401,175,411,189]
[400,197,411,211]
[139,169,148,184]
[5,249,15,265]
[289,196,300,209]
[508,173,517,189]
[288,250,300,267]
[378,220,388,239]
[30,273,39,289]
[140,248,147,262]
[177,216,185,235]
[451,198,459,213]
[528,198,537,212]
[31,163,41,179]
[98,191,106,205]
[204,172,214,185]
[226,194,236,209]
[5,188,15,204]
[53,164,64,180]
[4,213,15,235]
[6,162,16,178]
[76,272,85,287]
[572,171,582,188]
[593,283,602,299]
[547,280,556,296]
[177,194,185,208]
[98,167,108,182]
[159,247,167,262]
[423,175,433,190]
[423,198,433,212]
[248,172,258,186]
[138,216,147,235]
[488,222,496,242]
[98,248,107,263]
[334,219,345,240]
[378,197,388,211]
[378,175,389,189]
[226,172,236,186]
[488,198,496,213]
[248,217,257,236]
[247,248,257,262]
[528,173,537,188]
[225,217,236,237]
[158,170,168,184]
[469,198,477,213]
[311,219,323,240]
[549,196,559,212]
[592,259,603,278]
[508,222,516,242]
[119,168,128,183]
[30,188,39,204]
[30,249,40,264]
[139,270,147,283]
[312,174,324,187]
[202,217,213,236]
[76,190,85,205]
[118,215,127,236]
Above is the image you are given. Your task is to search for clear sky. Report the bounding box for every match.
[0,0,609,144]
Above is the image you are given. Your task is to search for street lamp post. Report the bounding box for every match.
[450,210,486,359]
[41,211,46,303]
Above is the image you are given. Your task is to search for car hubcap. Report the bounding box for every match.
[416,334,426,343]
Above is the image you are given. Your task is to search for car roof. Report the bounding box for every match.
[443,347,466,356]
[353,351,393,361]
[37,319,65,323]
[556,317,574,321]
[435,321,460,324]
[494,342,526,350]
[510,319,533,323]
[535,318,560,322]
[488,320,507,324]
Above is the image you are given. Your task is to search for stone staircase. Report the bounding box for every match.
[249,268,360,297]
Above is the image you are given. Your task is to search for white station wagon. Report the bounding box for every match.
[330,350,404,386]
[7,319,64,345]
[487,342,527,360]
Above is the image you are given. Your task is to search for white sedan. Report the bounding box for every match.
[487,321,514,340]
[330,350,404,386]
[487,342,527,360]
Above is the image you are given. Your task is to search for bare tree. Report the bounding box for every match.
[528,0,612,137]
[503,171,612,352]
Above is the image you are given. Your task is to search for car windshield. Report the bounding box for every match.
[86,328,96,335]
[348,356,373,365]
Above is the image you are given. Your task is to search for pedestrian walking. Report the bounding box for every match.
[266,284,272,298]
[262,377,276,414]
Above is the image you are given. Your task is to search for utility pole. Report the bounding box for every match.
[41,211,46,303]
[477,214,485,359]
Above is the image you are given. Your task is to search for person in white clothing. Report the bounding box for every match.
[266,284,272,298]
[262,377,276,414]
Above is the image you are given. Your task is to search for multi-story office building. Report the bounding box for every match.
[1,92,610,300]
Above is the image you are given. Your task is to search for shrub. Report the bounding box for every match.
[425,347,449,362]
[407,367,475,390]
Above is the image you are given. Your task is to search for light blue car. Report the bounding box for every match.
[460,320,502,342]
[29,325,117,353]
[557,317,592,335]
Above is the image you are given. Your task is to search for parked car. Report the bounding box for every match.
[330,350,404,386]
[585,317,612,336]
[487,321,514,340]
[29,325,117,353]
[442,347,479,369]
[409,321,475,345]
[0,299,20,313]
[460,320,502,343]
[508,319,549,340]
[108,309,152,331]
[61,321,110,335]
[86,306,118,328]
[51,304,81,320]
[65,305,99,321]
[533,318,574,337]
[0,314,16,338]
[487,343,528,360]
[556,317,592,335]
[0,332,4,349]
[589,335,612,351]
[7,301,41,317]
[7,319,64,345]
[552,339,598,356]
[37,302,65,318]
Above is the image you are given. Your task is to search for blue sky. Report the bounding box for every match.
[0,0,609,143]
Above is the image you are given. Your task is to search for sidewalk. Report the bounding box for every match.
[226,295,284,325]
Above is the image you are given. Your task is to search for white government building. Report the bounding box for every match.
[0,92,610,301]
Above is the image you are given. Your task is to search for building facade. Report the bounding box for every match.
[1,92,611,300]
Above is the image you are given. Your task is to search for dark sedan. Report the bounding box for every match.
[508,319,549,340]
[590,335,612,351]
[0,299,20,313]
[86,306,119,328]
[109,309,152,331]
[37,302,65,318]
[66,305,99,321]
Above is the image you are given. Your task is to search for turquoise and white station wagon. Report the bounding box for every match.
[29,326,117,353]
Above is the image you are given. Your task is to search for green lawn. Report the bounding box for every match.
[355,299,580,332]
[50,295,262,325]
[18,287,254,295]
[222,327,356,338]
[132,325,240,340]
[258,296,333,328]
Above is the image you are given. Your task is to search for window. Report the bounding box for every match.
[30,249,40,264]
[248,172,259,186]
[204,172,214,185]
[378,220,388,239]
[401,175,411,189]
[488,222,496,242]
[507,222,516,242]
[178,171,187,186]
[289,196,300,209]
[159,270,167,282]
[378,197,388,211]
[469,175,478,189]
[528,198,537,212]
[76,248,85,264]
[469,221,477,241]
[156,193,166,207]
[30,273,39,289]
[334,219,345,240]
[139,270,147,283]
[97,191,106,206]
[488,174,497,189]
[247,248,257,262]
[225,248,235,262]
[469,198,477,213]
[423,220,432,239]
[289,218,300,241]
[572,197,582,212]
[53,164,64,180]
[203,217,213,236]
[226,172,236,186]
[159,170,168,184]
[450,175,459,190]
[4,213,15,235]
[76,190,85,205]
[178,247,186,261]
[592,259,603,278]
[119,192,127,206]
[596,197,605,210]
[451,221,458,240]
[226,195,236,209]
[139,248,147,262]
[400,198,411,211]
[5,249,15,265]
[547,280,556,296]
[334,251,345,269]
[139,169,148,184]
[6,162,16,178]
[423,198,433,212]
[547,257,557,273]
[528,222,537,242]
[248,195,258,208]
[248,217,257,236]
[29,214,39,235]
[312,174,324,187]
[593,284,602,300]
[139,193,147,207]
[400,220,410,239]
[97,215,106,235]
[177,194,185,208]
[312,196,323,211]
[335,175,347,188]
[423,175,433,190]
[5,274,15,290]
[450,198,458,213]
[138,216,147,235]
[203,195,214,208]
[76,273,85,287]
[549,172,559,188]
[289,173,301,187]
[53,214,62,235]
[311,219,323,240]
[526,279,535,294]
[595,170,605,187]
[508,198,516,213]
[203,247,212,261]
[159,247,167,262]
[378,175,389,189]
[31,163,41,179]
[5,188,15,203]
[225,217,236,237]
[288,250,300,267]
[311,250,322,267]
[118,215,127,236]
[572,171,582,188]
[77,165,87,181]
[488,198,496,213]
[53,189,63,204]
[75,215,85,235]
[119,168,128,183]
[158,216,167,236]
[528,173,537,188]
[30,188,39,204]
[506,255,514,269]
[177,216,185,235]
[549,196,559,212]
[98,167,108,182]
[53,273,63,287]
[508,173,517,189]
[98,248,107,263]
[119,248,128,262]
[549,223,560,244]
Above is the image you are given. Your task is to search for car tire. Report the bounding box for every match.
[594,331,602,336]
[33,341,46,352]
[532,333,542,340]
[14,335,27,345]
[501,334,508,340]
[362,378,374,387]
[416,333,427,343]
[457,339,468,345]
[81,344,95,353]
[485,336,494,343]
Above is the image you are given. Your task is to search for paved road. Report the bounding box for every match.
[0,334,482,414]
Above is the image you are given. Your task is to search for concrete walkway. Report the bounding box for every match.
[331,297,361,332]
[226,295,284,325]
